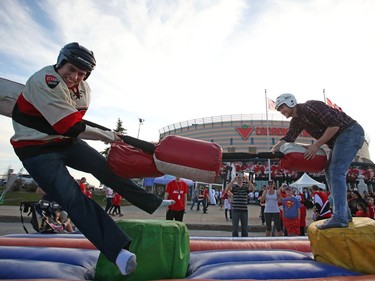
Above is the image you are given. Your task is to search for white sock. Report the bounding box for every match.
[115,249,137,275]
[159,200,175,207]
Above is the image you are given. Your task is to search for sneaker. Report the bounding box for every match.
[316,219,348,230]
[116,249,137,276]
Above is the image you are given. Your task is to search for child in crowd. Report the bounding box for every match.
[282,187,301,236]
[222,190,232,221]
[367,197,375,219]
[355,202,368,217]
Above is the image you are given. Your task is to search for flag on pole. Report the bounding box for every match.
[326,97,342,111]
[265,90,272,181]
[267,97,277,111]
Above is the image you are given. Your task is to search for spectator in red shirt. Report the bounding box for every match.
[85,186,93,199]
[202,185,210,214]
[299,198,307,236]
[222,190,232,221]
[78,177,87,193]
[278,184,288,235]
[164,177,186,221]
[111,192,123,217]
[367,197,375,219]
[355,201,368,217]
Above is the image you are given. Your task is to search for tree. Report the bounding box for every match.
[100,118,127,157]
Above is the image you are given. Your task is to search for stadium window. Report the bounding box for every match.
[230,138,233,145]
[250,138,254,145]
[272,138,275,145]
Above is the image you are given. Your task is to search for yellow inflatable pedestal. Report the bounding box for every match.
[308,217,375,274]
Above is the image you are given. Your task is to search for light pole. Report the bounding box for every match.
[137,118,145,138]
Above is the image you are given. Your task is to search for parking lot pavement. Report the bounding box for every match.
[0,203,314,236]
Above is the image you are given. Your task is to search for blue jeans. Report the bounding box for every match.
[190,197,198,210]
[202,198,209,213]
[232,209,248,237]
[22,139,163,263]
[325,122,364,224]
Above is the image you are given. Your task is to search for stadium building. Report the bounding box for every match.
[159,113,371,163]
[159,114,374,192]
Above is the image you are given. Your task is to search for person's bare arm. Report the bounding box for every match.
[304,126,339,160]
[164,192,169,200]
[247,182,255,192]
[271,140,286,153]
[225,176,238,192]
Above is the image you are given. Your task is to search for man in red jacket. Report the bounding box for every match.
[311,185,332,221]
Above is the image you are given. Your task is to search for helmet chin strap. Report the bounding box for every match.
[55,61,91,80]
[83,72,91,80]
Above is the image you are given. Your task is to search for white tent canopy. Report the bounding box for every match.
[290,173,326,191]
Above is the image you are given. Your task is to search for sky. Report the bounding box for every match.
[1,0,375,187]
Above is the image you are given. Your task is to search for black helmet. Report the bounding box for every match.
[56,42,96,79]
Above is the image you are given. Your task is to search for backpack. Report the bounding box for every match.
[20,200,62,234]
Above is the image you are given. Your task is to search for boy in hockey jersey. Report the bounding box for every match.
[11,42,174,276]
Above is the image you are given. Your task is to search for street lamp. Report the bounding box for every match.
[137,118,145,138]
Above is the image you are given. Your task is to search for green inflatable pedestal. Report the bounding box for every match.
[95,219,190,281]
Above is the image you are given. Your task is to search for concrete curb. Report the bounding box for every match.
[187,223,266,232]
[1,215,266,232]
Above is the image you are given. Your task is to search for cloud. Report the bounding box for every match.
[1,0,375,186]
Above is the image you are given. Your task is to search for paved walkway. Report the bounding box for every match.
[0,203,314,234]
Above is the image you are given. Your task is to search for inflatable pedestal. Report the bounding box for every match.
[308,217,375,274]
[95,219,190,281]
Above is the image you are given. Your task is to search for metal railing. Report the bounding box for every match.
[158,113,288,135]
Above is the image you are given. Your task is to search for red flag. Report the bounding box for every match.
[267,98,276,111]
[326,97,342,111]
